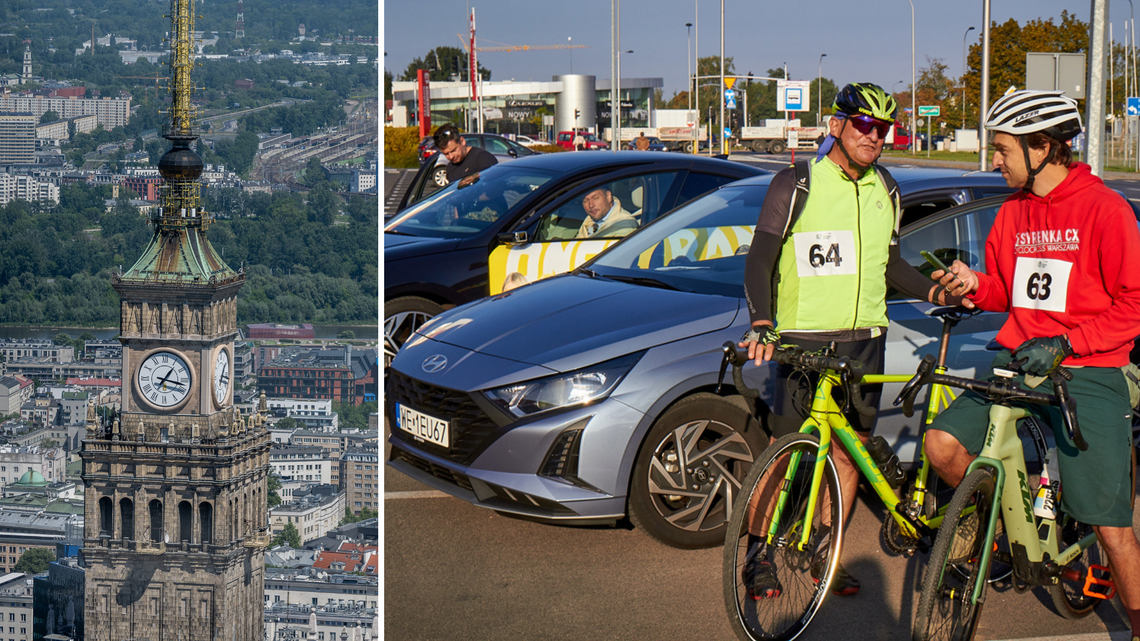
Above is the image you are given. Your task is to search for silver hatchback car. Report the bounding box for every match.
[387,168,1019,548]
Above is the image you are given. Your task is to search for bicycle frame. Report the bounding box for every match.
[767,367,958,551]
[960,403,1099,604]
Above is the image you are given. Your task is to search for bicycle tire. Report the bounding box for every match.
[913,468,996,641]
[1050,515,1106,618]
[723,432,843,641]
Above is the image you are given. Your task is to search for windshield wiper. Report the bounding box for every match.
[573,266,599,278]
[603,274,691,292]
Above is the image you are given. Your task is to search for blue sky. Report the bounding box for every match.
[383,0,1129,101]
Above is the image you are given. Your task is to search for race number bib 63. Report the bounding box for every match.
[1011,257,1072,313]
[793,230,858,278]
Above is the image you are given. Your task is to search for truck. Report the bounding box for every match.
[602,125,708,152]
[739,119,828,154]
[884,121,913,150]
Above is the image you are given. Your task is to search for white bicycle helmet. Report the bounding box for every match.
[984,89,1082,191]
[985,89,1082,141]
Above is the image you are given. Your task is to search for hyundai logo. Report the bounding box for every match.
[422,354,448,373]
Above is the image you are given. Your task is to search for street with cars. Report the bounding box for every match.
[384,147,1140,640]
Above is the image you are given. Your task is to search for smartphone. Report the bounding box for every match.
[920,250,952,275]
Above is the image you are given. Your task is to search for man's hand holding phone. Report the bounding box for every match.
[921,250,978,308]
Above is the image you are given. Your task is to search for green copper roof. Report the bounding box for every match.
[120,226,238,285]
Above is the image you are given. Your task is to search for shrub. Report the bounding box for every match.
[531,144,567,153]
[384,126,422,155]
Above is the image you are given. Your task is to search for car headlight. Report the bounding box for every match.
[483,352,643,418]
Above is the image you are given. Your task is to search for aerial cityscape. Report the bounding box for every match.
[0,0,379,639]
[383,1,1140,640]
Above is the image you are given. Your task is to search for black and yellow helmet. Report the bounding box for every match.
[833,83,899,122]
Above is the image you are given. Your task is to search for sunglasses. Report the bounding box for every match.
[848,115,892,138]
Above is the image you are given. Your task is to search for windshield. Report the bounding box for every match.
[385,165,556,238]
[589,183,769,296]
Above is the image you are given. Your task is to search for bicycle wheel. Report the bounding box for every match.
[723,432,843,641]
[913,468,996,641]
[1050,515,1106,618]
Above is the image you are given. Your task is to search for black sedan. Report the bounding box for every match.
[384,151,766,365]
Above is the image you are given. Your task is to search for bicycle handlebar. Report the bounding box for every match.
[892,355,1087,451]
[718,342,877,419]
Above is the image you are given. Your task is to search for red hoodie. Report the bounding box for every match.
[969,162,1140,367]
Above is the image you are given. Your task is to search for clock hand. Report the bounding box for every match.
[156,368,186,391]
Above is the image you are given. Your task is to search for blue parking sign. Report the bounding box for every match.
[785,88,803,111]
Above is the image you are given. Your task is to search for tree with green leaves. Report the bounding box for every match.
[338,330,355,339]
[14,547,55,574]
[272,522,301,548]
[960,11,1087,133]
[53,333,73,346]
[308,185,338,226]
[40,110,60,124]
[267,472,282,507]
[339,506,377,525]
[399,46,489,83]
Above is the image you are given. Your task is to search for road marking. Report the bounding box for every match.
[386,490,449,500]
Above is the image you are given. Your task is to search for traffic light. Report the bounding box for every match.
[574,108,581,122]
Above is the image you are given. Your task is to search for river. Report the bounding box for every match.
[0,324,378,341]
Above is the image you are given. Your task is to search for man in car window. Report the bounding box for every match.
[928,89,1140,641]
[576,187,638,239]
[434,124,497,183]
[738,82,951,599]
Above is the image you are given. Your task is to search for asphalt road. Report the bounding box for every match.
[383,152,1140,641]
[385,421,1139,641]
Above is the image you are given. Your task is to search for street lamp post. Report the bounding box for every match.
[818,53,827,125]
[719,0,726,155]
[569,37,573,74]
[907,0,916,155]
[962,26,974,130]
[686,23,693,112]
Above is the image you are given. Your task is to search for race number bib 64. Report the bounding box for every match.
[1011,257,1072,313]
[793,230,858,278]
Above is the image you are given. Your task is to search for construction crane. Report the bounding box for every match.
[456,34,587,53]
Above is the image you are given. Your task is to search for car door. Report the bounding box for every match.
[486,170,686,294]
[880,197,1007,463]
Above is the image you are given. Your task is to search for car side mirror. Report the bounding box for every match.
[507,148,518,158]
[495,231,528,246]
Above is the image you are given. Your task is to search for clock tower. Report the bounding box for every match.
[80,0,270,638]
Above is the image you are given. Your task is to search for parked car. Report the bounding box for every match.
[384,152,767,367]
[514,135,543,147]
[386,167,1023,549]
[626,136,668,152]
[555,130,609,151]
[398,133,542,211]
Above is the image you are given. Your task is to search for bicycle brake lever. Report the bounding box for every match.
[716,342,734,393]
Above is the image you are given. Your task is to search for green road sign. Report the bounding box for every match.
[918,105,940,116]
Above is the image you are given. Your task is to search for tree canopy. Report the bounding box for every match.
[14,548,55,574]
[399,46,490,82]
[272,522,301,548]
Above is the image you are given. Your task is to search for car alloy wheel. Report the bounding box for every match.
[384,296,444,368]
[629,393,764,548]
[432,166,449,187]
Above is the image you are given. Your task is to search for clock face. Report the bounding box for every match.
[214,349,231,404]
[137,351,192,408]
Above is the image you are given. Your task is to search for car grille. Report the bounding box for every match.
[386,370,501,465]
[390,448,474,492]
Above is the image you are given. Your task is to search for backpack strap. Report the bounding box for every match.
[771,160,813,322]
[782,159,813,242]
[873,163,902,242]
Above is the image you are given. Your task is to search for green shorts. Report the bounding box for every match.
[930,352,1136,528]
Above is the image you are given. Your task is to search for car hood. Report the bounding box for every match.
[418,273,741,373]
[383,233,463,260]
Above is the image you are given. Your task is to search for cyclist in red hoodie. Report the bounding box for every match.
[927,89,1140,641]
